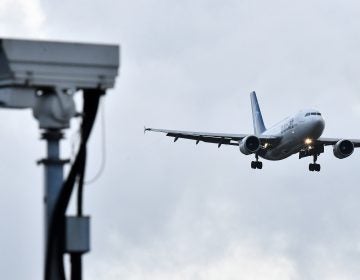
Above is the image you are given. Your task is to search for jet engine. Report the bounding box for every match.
[239,135,260,155]
[333,139,354,159]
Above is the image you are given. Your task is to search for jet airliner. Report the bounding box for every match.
[145,92,360,171]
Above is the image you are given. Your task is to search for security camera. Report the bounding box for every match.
[0,38,120,128]
[0,38,119,91]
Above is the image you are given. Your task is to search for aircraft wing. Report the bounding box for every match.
[145,127,281,147]
[316,137,360,147]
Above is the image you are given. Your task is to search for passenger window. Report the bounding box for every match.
[305,113,310,116]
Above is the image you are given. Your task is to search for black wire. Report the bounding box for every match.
[45,90,103,280]
[77,149,86,217]
[71,90,103,280]
[70,253,82,280]
[85,98,106,185]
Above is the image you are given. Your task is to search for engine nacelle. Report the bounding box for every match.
[333,139,354,159]
[239,135,261,155]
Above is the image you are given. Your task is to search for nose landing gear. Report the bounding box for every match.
[251,154,263,169]
[309,154,321,172]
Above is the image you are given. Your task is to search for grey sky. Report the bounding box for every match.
[1,0,360,279]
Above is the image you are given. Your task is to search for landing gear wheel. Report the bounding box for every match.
[309,155,321,172]
[309,163,314,171]
[251,154,263,169]
[251,161,256,169]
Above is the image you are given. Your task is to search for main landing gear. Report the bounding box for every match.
[251,154,263,169]
[309,154,320,172]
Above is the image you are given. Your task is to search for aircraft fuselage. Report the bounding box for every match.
[259,109,325,160]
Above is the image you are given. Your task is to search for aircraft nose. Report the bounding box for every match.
[315,117,325,132]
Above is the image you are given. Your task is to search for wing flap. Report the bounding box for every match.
[166,132,239,146]
[145,127,281,147]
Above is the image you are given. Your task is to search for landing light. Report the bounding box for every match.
[264,143,269,148]
[305,138,312,145]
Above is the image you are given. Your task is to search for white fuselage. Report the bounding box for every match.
[259,109,325,160]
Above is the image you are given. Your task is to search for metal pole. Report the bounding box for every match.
[40,130,68,280]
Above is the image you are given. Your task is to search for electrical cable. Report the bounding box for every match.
[85,98,106,185]
[44,90,103,280]
[76,149,86,217]
[70,253,82,280]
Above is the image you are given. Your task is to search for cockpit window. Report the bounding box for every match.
[305,112,321,116]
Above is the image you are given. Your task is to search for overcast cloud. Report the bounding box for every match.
[1,0,360,279]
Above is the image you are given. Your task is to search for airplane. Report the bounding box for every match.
[145,91,360,171]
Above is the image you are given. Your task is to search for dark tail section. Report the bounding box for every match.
[250,91,266,135]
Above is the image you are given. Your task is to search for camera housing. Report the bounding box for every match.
[0,38,119,92]
[0,38,120,128]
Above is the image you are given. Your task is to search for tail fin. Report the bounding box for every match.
[250,91,266,135]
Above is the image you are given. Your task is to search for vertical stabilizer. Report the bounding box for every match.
[250,91,266,135]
